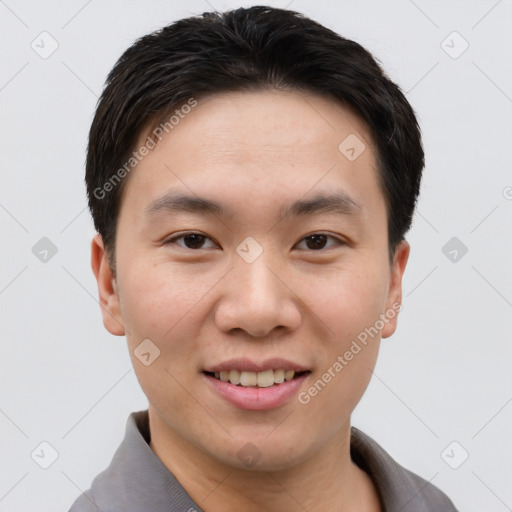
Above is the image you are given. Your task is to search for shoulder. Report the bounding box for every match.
[67,491,99,512]
[350,427,459,512]
[67,410,200,512]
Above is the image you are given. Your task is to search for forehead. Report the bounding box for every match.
[124,90,382,217]
[146,90,372,159]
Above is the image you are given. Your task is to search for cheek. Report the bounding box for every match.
[304,261,387,400]
[117,262,214,416]
[299,283,383,433]
[306,260,390,341]
[116,258,216,355]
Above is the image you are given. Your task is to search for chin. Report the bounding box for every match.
[212,433,313,473]
[223,451,301,473]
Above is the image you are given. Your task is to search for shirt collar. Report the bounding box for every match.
[75,410,456,512]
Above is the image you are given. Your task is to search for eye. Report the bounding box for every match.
[295,233,344,251]
[164,232,218,250]
[163,232,344,251]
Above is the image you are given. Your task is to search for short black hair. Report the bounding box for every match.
[86,5,424,270]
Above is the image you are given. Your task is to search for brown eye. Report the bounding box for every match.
[295,233,342,251]
[164,232,217,250]
[305,234,328,250]
[181,234,207,249]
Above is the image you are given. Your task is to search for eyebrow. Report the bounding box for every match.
[144,190,361,219]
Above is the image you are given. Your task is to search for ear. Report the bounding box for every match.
[381,240,410,339]
[91,234,125,336]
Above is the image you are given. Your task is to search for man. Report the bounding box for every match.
[70,5,458,511]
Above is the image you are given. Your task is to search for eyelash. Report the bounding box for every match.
[163,232,345,251]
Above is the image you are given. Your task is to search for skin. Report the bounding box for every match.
[92,90,409,511]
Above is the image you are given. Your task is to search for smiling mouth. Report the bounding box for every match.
[204,369,311,388]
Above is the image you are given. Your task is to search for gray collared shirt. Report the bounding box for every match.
[68,410,458,512]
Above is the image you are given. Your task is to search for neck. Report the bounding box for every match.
[147,408,381,512]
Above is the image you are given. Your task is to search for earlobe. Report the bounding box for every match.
[381,241,410,339]
[91,234,125,336]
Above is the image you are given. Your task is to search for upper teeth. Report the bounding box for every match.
[214,369,296,387]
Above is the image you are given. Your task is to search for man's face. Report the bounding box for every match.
[93,90,408,470]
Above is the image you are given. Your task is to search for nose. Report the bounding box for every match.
[214,254,302,338]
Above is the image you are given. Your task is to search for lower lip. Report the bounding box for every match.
[203,372,310,411]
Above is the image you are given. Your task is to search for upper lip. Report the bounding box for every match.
[203,358,310,373]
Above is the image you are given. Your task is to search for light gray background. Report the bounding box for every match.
[1,0,511,511]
